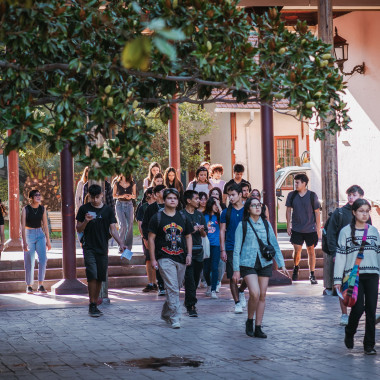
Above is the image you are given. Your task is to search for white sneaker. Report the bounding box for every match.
[205,286,211,297]
[234,302,243,314]
[211,291,218,299]
[171,322,181,329]
[216,282,221,293]
[239,291,247,308]
[340,314,349,326]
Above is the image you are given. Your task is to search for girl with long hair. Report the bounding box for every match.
[164,167,185,207]
[187,166,213,193]
[334,199,380,355]
[151,172,164,187]
[203,197,221,298]
[143,162,161,191]
[75,166,89,214]
[113,174,136,250]
[233,197,289,338]
[198,192,208,213]
[251,189,270,219]
[21,189,52,294]
[209,187,226,212]
[0,199,7,254]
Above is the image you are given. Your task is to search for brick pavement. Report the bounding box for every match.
[0,282,380,379]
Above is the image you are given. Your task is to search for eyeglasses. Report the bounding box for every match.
[250,203,262,209]
[34,194,41,197]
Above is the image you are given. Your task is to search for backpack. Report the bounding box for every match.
[322,208,343,255]
[289,190,318,222]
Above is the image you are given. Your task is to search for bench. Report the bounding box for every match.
[48,211,62,232]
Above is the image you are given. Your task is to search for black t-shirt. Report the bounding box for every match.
[223,178,251,194]
[136,202,149,222]
[183,209,208,261]
[148,211,194,264]
[142,202,164,240]
[76,203,117,254]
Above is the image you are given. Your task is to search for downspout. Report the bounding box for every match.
[245,112,254,182]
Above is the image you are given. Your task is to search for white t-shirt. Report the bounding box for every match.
[209,178,226,192]
[187,181,210,194]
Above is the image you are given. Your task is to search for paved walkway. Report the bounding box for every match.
[0,282,379,379]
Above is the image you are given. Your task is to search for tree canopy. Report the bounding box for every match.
[0,1,350,178]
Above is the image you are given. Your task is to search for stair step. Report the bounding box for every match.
[288,268,323,281]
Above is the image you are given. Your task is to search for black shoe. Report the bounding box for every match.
[88,303,101,317]
[246,319,254,337]
[188,306,198,317]
[344,329,354,349]
[309,274,318,285]
[292,266,299,281]
[364,347,377,355]
[37,285,47,293]
[142,284,154,293]
[152,283,158,291]
[254,325,267,339]
[26,286,33,294]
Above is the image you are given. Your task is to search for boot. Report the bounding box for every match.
[254,325,267,339]
[246,319,254,337]
[292,265,299,281]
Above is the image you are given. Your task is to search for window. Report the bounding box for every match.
[275,136,299,170]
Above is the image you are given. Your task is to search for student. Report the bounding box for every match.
[141,185,167,295]
[151,172,164,187]
[164,167,184,206]
[75,166,89,214]
[21,190,52,294]
[286,174,321,285]
[251,189,270,220]
[220,183,247,313]
[148,188,193,329]
[223,163,251,204]
[77,185,126,317]
[83,179,115,209]
[0,199,6,254]
[198,192,208,213]
[334,199,380,355]
[324,185,367,326]
[136,187,157,293]
[113,174,136,250]
[241,182,251,204]
[233,197,289,338]
[209,164,226,192]
[203,197,221,299]
[209,187,226,212]
[183,190,208,317]
[200,161,210,171]
[143,162,161,191]
[187,166,213,194]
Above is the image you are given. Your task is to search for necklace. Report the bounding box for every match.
[30,205,40,215]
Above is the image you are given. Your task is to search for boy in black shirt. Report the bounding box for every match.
[76,185,126,317]
[148,188,193,329]
[223,163,251,204]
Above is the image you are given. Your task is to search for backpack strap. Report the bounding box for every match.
[310,191,317,223]
[263,219,271,245]
[337,208,343,230]
[226,204,233,229]
[178,209,187,224]
[289,191,298,207]
[192,181,197,190]
[157,208,163,228]
[240,220,247,255]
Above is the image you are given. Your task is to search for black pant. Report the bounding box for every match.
[346,274,379,349]
[184,260,204,309]
[156,268,164,291]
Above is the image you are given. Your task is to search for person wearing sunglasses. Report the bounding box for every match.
[21,189,52,294]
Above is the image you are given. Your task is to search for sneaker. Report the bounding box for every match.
[37,285,47,294]
[344,330,354,349]
[171,322,181,329]
[26,286,33,294]
[309,274,318,285]
[292,266,299,281]
[88,303,101,318]
[211,291,218,299]
[188,306,198,317]
[152,283,158,291]
[216,282,221,293]
[323,288,333,296]
[201,280,207,288]
[239,291,247,308]
[364,347,377,355]
[158,289,166,296]
[205,286,211,296]
[340,314,349,326]
[142,284,154,293]
[234,302,243,314]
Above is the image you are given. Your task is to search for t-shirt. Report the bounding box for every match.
[205,214,220,246]
[136,202,149,222]
[148,211,194,264]
[220,206,244,251]
[285,190,321,233]
[223,178,251,194]
[142,202,165,240]
[183,209,208,261]
[186,181,210,194]
[210,178,226,192]
[76,203,117,254]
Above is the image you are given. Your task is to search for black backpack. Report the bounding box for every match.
[289,190,318,222]
[322,208,343,255]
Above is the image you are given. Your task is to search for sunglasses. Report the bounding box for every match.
[163,188,179,196]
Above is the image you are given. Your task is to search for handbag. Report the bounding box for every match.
[341,224,368,307]
[192,245,204,256]
[202,236,210,259]
[248,220,276,261]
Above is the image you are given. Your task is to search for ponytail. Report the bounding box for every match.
[350,215,357,245]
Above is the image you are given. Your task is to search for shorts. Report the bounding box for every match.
[226,250,234,279]
[142,238,150,262]
[240,257,273,278]
[83,250,108,282]
[290,230,318,248]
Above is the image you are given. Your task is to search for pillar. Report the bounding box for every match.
[168,102,180,174]
[51,143,87,294]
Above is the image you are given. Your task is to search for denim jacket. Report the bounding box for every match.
[233,217,285,271]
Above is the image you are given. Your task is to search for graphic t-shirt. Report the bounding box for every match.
[148,211,194,264]
[220,206,244,251]
[205,214,220,246]
[76,203,117,255]
[223,178,251,194]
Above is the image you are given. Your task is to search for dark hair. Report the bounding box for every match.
[152,172,164,186]
[294,173,309,185]
[164,167,184,193]
[198,192,208,201]
[233,163,245,173]
[210,164,224,176]
[88,184,102,197]
[346,185,364,196]
[184,190,198,204]
[350,198,371,245]
[243,197,266,221]
[147,162,161,182]
[204,197,220,223]
[227,183,242,194]
[153,184,166,194]
[194,166,210,182]
[209,187,223,201]
[251,188,261,197]
[29,189,40,199]
[141,187,154,204]
[241,182,251,192]
[163,188,179,201]
[116,174,133,183]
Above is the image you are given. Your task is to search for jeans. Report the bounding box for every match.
[218,259,226,284]
[115,200,134,250]
[203,245,221,291]
[346,274,379,349]
[24,228,47,285]
[323,252,334,289]
[158,258,186,324]
[184,260,204,309]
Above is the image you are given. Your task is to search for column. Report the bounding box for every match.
[168,102,180,174]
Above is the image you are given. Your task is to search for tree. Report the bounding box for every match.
[0,1,350,179]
